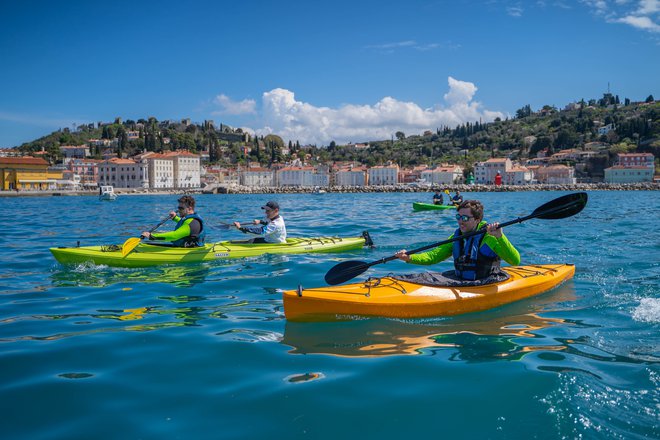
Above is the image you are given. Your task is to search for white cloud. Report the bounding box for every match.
[507,6,524,16]
[253,77,505,146]
[616,14,660,30]
[212,94,256,115]
[581,0,660,33]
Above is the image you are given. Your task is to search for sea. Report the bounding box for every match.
[1,190,658,439]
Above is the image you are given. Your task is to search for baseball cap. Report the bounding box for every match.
[261,201,279,210]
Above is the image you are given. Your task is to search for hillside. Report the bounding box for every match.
[16,96,660,176]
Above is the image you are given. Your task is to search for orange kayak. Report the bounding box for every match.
[283,264,575,321]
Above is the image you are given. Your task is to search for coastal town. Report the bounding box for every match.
[1,97,658,194]
[0,133,656,194]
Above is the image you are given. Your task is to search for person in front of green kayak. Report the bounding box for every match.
[395,199,520,280]
[233,200,287,243]
[142,195,206,247]
[432,190,444,205]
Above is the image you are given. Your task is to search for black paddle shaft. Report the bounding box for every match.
[324,192,588,285]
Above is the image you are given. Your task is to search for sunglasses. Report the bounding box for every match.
[455,214,474,222]
[178,206,187,210]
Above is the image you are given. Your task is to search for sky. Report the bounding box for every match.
[1,0,659,148]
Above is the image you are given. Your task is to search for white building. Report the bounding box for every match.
[164,151,201,189]
[276,166,329,187]
[97,158,148,189]
[368,164,399,185]
[420,165,464,185]
[146,154,174,189]
[604,166,654,183]
[503,166,533,185]
[534,165,577,184]
[335,167,367,186]
[241,167,275,187]
[474,158,512,184]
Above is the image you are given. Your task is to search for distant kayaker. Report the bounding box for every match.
[451,191,463,206]
[432,190,444,205]
[395,199,520,280]
[234,200,287,243]
[142,195,205,247]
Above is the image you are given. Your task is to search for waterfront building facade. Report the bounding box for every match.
[98,158,148,189]
[0,157,53,190]
[604,166,654,183]
[368,164,399,185]
[420,165,464,184]
[474,158,512,184]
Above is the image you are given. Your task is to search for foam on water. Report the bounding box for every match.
[632,298,660,323]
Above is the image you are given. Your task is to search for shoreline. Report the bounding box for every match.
[1,182,658,197]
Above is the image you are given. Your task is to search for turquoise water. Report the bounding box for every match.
[1,191,658,439]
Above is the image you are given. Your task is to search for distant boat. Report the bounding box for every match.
[99,185,118,201]
[313,187,327,194]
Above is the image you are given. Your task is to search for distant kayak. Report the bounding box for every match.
[283,264,575,321]
[51,233,373,268]
[412,202,456,211]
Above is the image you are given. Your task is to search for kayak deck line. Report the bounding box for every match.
[51,232,374,268]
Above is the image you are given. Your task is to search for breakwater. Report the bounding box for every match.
[1,182,657,197]
[215,182,659,194]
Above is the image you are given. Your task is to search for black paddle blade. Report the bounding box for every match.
[325,260,370,285]
[532,192,588,220]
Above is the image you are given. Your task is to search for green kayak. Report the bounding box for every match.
[51,232,373,268]
[412,202,456,211]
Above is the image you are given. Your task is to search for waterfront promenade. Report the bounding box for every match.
[0,182,657,197]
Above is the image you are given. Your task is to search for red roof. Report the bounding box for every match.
[0,157,49,166]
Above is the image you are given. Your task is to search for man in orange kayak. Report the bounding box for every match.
[395,199,520,280]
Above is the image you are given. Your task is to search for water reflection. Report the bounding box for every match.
[50,263,213,288]
[282,312,569,358]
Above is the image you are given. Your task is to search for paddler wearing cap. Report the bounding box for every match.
[233,201,287,243]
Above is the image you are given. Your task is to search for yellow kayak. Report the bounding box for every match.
[283,264,575,321]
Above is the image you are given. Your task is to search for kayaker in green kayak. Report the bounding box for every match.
[233,200,287,243]
[451,190,463,206]
[432,190,444,205]
[395,199,520,280]
[141,195,206,247]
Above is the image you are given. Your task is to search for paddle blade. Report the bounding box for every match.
[121,237,142,257]
[325,260,370,285]
[532,192,588,220]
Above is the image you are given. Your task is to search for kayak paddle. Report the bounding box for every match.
[217,221,255,230]
[121,216,172,257]
[324,192,588,285]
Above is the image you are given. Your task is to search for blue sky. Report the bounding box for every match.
[1,0,658,148]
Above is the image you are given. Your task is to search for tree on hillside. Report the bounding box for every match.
[395,131,405,140]
[516,105,532,119]
[646,95,655,103]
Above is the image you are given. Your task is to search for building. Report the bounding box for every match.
[144,154,174,189]
[615,153,654,169]
[474,158,512,184]
[97,158,148,189]
[604,166,654,183]
[368,164,399,185]
[69,158,102,189]
[276,166,329,187]
[60,145,90,164]
[241,167,275,187]
[335,165,367,186]
[534,165,577,184]
[420,165,464,185]
[163,151,201,189]
[0,157,53,190]
[503,166,533,185]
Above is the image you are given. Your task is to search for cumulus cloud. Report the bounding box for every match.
[253,77,505,146]
[507,6,524,16]
[212,94,256,115]
[617,14,660,30]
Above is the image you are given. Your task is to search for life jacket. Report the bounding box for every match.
[451,223,500,280]
[173,213,206,247]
